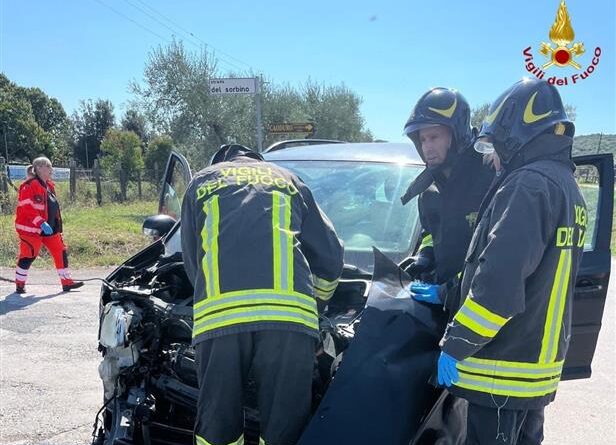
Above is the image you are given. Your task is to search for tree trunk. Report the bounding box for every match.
[93,159,102,205]
[69,159,77,202]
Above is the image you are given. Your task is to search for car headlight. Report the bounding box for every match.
[99,303,132,348]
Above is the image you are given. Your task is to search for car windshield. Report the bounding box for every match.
[273,160,423,273]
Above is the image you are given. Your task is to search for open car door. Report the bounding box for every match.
[563,153,613,380]
[158,151,192,219]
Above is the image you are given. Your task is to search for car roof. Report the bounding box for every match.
[263,142,424,165]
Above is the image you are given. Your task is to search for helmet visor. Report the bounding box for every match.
[403,122,443,138]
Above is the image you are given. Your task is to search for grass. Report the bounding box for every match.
[0,200,158,268]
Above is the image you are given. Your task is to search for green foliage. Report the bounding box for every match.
[471,103,490,130]
[72,99,116,167]
[0,200,157,267]
[144,135,174,171]
[129,40,373,169]
[0,73,71,163]
[122,108,149,143]
[100,129,144,200]
[573,134,616,159]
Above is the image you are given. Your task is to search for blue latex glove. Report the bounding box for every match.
[40,222,53,235]
[437,352,459,387]
[409,281,442,304]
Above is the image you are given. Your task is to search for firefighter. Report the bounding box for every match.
[181,144,344,445]
[14,156,83,293]
[438,78,585,444]
[400,87,493,309]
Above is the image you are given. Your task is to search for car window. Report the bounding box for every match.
[274,160,423,273]
[574,164,600,251]
[161,161,188,220]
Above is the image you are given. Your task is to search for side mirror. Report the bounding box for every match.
[142,214,177,241]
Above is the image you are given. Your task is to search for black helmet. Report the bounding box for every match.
[209,144,264,165]
[403,87,473,159]
[476,78,574,164]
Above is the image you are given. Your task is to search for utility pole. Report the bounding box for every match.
[254,76,263,152]
[85,138,89,169]
[596,132,603,154]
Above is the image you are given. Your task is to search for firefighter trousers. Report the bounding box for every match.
[194,330,315,445]
[466,402,545,445]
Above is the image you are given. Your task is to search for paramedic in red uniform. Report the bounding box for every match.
[14,156,83,294]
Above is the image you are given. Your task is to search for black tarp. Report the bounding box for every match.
[299,248,453,445]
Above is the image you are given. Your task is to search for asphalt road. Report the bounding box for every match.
[0,264,614,445]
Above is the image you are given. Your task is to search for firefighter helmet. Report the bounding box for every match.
[476,78,574,164]
[209,144,264,165]
[403,87,473,160]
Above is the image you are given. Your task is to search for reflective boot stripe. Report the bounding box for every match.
[540,249,572,363]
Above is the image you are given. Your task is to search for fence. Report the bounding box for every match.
[0,157,162,214]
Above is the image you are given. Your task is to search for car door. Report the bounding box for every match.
[562,153,613,380]
[158,151,192,219]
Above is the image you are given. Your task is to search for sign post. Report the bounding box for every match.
[267,123,315,135]
[209,77,263,151]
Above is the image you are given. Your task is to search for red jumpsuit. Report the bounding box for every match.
[14,177,77,289]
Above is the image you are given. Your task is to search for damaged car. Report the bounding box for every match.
[92,142,613,445]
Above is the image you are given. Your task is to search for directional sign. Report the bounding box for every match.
[209,78,257,95]
[268,123,315,134]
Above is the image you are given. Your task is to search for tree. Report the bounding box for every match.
[100,129,144,201]
[122,109,149,143]
[0,74,72,163]
[471,103,490,130]
[144,135,174,172]
[129,40,374,169]
[72,99,115,168]
[301,80,373,142]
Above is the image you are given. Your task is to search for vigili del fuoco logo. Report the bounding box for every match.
[522,0,602,86]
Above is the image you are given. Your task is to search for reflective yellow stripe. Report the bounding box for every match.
[284,194,294,291]
[194,289,314,311]
[272,193,282,289]
[454,311,498,337]
[272,192,294,292]
[200,196,221,299]
[210,197,220,296]
[455,372,560,398]
[313,275,339,300]
[194,295,317,321]
[419,233,433,251]
[313,275,339,291]
[193,306,318,337]
[200,200,211,297]
[195,434,244,445]
[453,295,510,338]
[195,434,210,445]
[458,357,564,379]
[465,295,510,326]
[540,249,572,363]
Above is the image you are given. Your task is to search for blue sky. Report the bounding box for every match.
[1,0,614,141]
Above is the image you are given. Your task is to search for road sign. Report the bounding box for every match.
[268,123,315,134]
[209,78,257,95]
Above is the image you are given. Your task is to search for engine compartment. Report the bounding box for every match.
[94,250,370,445]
